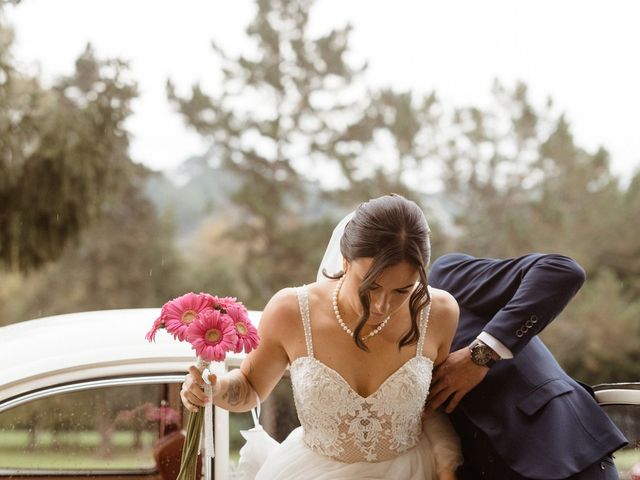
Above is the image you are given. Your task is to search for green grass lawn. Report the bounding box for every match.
[0,430,156,468]
[1,430,637,475]
[0,451,155,469]
[0,429,155,447]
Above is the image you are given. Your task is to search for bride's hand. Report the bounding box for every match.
[180,365,218,413]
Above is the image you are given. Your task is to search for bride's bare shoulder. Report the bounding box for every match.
[259,287,302,332]
[427,287,459,339]
[429,287,458,311]
[260,280,330,332]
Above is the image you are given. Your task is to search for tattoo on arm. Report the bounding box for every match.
[222,375,252,407]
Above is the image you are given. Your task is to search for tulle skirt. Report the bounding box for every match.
[255,427,436,480]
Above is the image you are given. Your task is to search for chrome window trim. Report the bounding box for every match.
[0,374,185,413]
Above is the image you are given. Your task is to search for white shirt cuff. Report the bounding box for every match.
[478,332,514,359]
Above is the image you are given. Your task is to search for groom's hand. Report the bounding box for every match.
[427,347,489,413]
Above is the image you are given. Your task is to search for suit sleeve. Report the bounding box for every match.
[428,253,586,355]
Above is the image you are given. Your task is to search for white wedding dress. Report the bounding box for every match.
[254,286,462,480]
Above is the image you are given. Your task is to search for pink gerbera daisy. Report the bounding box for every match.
[201,293,241,312]
[145,315,164,342]
[163,292,211,341]
[186,309,238,362]
[226,303,260,353]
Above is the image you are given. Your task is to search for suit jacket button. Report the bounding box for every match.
[516,329,524,338]
[525,320,533,328]
[488,455,495,463]
[530,315,538,323]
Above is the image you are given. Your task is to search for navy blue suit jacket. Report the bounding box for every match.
[429,253,627,479]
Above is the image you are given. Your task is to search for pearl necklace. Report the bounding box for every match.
[332,275,390,341]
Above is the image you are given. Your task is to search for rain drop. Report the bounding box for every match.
[149,269,153,277]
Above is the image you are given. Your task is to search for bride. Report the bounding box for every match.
[181,194,463,479]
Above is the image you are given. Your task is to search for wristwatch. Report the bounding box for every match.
[469,339,499,368]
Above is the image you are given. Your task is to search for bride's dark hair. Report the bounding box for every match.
[324,193,432,351]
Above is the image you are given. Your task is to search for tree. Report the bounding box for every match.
[167,0,376,302]
[438,80,639,382]
[541,269,640,384]
[329,88,441,205]
[598,171,640,299]
[0,19,137,271]
[0,167,185,326]
[168,0,447,304]
[440,81,619,259]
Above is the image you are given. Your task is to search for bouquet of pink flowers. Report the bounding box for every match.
[146,292,259,480]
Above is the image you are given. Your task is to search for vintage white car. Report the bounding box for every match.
[0,309,638,479]
[0,309,286,480]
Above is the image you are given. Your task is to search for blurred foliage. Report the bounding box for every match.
[0,15,137,271]
[541,269,640,383]
[0,0,638,384]
[0,168,184,323]
[165,0,640,383]
[441,81,619,261]
[167,0,441,304]
[167,0,369,303]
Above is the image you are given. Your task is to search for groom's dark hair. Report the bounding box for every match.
[327,193,432,352]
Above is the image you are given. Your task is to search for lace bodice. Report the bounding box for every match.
[289,286,434,463]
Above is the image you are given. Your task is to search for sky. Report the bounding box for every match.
[4,0,640,181]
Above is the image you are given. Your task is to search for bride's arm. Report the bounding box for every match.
[424,290,463,477]
[181,289,295,413]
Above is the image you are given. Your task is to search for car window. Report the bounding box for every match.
[0,382,181,471]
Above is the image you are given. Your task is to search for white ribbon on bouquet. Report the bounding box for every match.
[201,366,215,459]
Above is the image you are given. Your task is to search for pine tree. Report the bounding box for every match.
[440,81,619,259]
[167,0,378,303]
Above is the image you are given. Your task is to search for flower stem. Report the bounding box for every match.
[177,408,204,480]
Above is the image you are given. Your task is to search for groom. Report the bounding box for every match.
[427,253,627,480]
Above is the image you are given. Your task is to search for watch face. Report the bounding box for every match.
[471,344,494,365]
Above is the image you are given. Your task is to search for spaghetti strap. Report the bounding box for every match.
[296,285,314,358]
[416,286,432,357]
